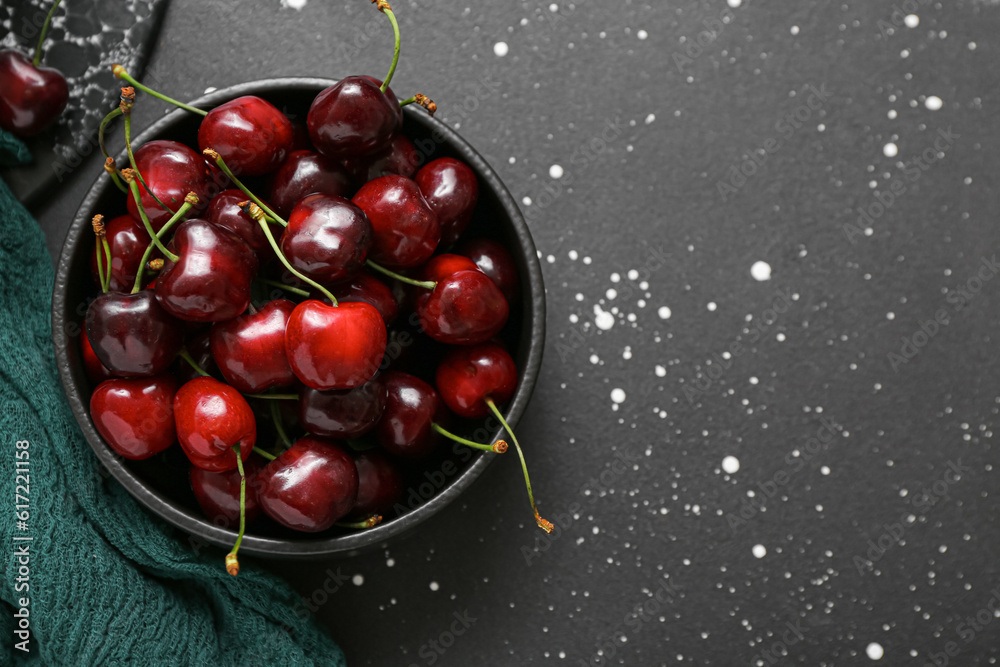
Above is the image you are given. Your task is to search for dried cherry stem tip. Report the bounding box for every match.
[336,515,383,529]
[225,553,239,576]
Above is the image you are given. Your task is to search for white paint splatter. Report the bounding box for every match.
[429,581,440,591]
[883,143,898,157]
[707,302,718,312]
[727,0,742,7]
[925,95,943,111]
[904,14,919,28]
[722,456,740,474]
[611,388,626,404]
[494,41,509,57]
[655,365,667,377]
[750,261,771,281]
[352,574,364,586]
[637,29,648,40]
[752,544,767,558]
[790,25,800,35]
[594,304,615,330]
[281,0,308,9]
[645,113,656,125]
[866,642,884,660]
[658,306,672,320]
[549,164,564,179]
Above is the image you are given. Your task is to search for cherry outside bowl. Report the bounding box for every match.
[51,78,545,558]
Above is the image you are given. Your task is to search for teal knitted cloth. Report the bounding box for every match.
[0,131,345,666]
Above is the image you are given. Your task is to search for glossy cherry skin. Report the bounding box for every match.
[417,270,509,345]
[332,271,398,326]
[457,238,519,304]
[0,50,68,137]
[436,342,517,419]
[422,253,478,282]
[89,215,154,293]
[348,450,404,520]
[345,134,420,184]
[190,457,263,527]
[268,150,353,218]
[352,175,440,268]
[285,300,387,390]
[257,436,359,532]
[281,194,372,284]
[80,329,114,383]
[90,375,178,460]
[154,219,258,322]
[126,140,212,230]
[299,374,387,439]
[206,189,270,258]
[415,158,478,246]
[376,371,446,460]
[174,376,256,472]
[85,291,184,377]
[198,95,294,176]
[210,299,296,394]
[307,75,400,159]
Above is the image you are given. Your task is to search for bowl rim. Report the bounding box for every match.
[51,77,546,558]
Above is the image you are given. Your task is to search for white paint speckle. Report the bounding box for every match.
[925,95,943,111]
[727,0,742,7]
[494,41,509,57]
[637,29,648,40]
[904,14,919,28]
[203,86,218,94]
[821,466,830,475]
[280,0,308,9]
[549,164,564,179]
[655,365,667,377]
[644,113,656,125]
[594,304,615,331]
[866,642,884,660]
[883,143,898,157]
[750,261,772,281]
[752,544,767,559]
[611,388,626,404]
[658,306,672,320]
[790,25,800,35]
[707,302,718,312]
[352,574,364,586]
[722,456,740,474]
[429,581,440,591]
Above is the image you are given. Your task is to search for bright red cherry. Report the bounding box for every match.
[415,158,478,246]
[352,174,440,268]
[457,238,519,304]
[0,50,68,137]
[174,377,256,472]
[88,214,154,293]
[332,271,398,326]
[154,219,259,322]
[85,291,184,376]
[435,342,517,418]
[268,150,353,218]
[90,375,178,460]
[281,194,372,284]
[126,140,212,230]
[345,134,420,184]
[190,458,263,527]
[285,300,387,390]
[80,329,114,384]
[206,189,270,258]
[307,76,400,160]
[299,375,387,439]
[198,95,294,176]
[375,371,445,460]
[257,436,359,532]
[210,299,296,394]
[348,450,404,520]
[416,266,509,345]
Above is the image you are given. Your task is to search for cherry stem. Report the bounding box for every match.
[131,198,193,293]
[374,2,401,92]
[336,515,383,530]
[98,108,128,193]
[270,401,293,449]
[485,398,553,533]
[398,94,436,115]
[125,176,179,263]
[244,394,299,400]
[366,260,436,290]
[252,447,277,462]
[226,443,246,576]
[123,112,173,216]
[256,277,310,298]
[431,422,507,453]
[202,150,287,227]
[32,0,63,67]
[101,238,112,293]
[93,215,109,293]
[178,348,210,377]
[112,65,209,117]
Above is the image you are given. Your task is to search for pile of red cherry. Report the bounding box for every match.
[79,1,550,576]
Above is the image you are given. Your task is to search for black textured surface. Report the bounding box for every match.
[29,0,1000,665]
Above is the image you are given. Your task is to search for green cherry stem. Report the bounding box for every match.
[373,1,401,92]
[270,401,293,449]
[485,398,554,533]
[92,215,109,294]
[225,443,246,576]
[178,348,210,377]
[123,170,179,262]
[256,277,310,298]
[431,423,507,453]
[131,195,196,293]
[32,0,64,67]
[98,107,128,193]
[365,260,436,290]
[335,515,383,529]
[252,447,277,462]
[112,65,208,117]
[203,150,287,227]
[244,393,299,400]
[123,110,173,216]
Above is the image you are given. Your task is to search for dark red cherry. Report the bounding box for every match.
[416,270,509,345]
[154,219,259,322]
[85,291,184,376]
[206,189,270,258]
[257,436,359,532]
[284,300,386,390]
[174,376,256,472]
[457,238,519,304]
[0,50,68,137]
[307,75,400,160]
[344,134,420,184]
[435,342,517,419]
[415,158,478,246]
[281,194,372,284]
[421,253,478,282]
[210,299,296,394]
[331,271,398,326]
[126,140,212,230]
[198,95,294,176]
[360,75,403,124]
[190,458,263,527]
[173,331,216,385]
[268,150,353,219]
[348,450,404,519]
[80,329,114,383]
[89,215,154,293]
[299,375,387,439]
[375,371,445,460]
[90,375,178,460]
[352,174,440,268]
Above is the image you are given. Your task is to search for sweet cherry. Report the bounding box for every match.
[268,150,353,218]
[299,374,387,439]
[85,290,184,376]
[90,375,178,459]
[207,189,271,258]
[281,194,372,284]
[457,238,519,304]
[126,140,212,230]
[88,214,154,293]
[375,371,446,460]
[348,449,404,519]
[415,157,478,246]
[210,299,296,394]
[174,376,256,472]
[198,96,294,176]
[352,174,440,268]
[307,76,400,160]
[284,300,386,390]
[190,458,263,527]
[0,51,67,137]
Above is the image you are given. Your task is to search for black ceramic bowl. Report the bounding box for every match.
[52,78,545,558]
